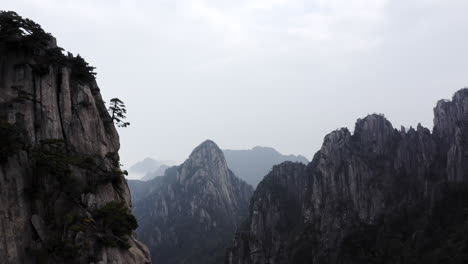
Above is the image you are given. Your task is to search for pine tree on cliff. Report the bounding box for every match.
[108,98,130,127]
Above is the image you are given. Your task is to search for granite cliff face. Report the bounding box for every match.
[0,11,150,264]
[227,89,468,264]
[133,140,254,264]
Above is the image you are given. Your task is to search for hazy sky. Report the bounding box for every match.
[4,0,468,176]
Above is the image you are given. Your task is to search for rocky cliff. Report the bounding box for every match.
[0,11,150,264]
[133,140,254,264]
[227,89,468,264]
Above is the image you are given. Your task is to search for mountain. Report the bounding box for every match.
[141,164,170,181]
[134,147,308,184]
[128,157,175,179]
[226,89,468,264]
[0,11,150,263]
[222,146,308,187]
[132,140,254,264]
[128,172,170,203]
[129,158,162,175]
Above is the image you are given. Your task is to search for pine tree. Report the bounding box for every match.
[108,98,130,128]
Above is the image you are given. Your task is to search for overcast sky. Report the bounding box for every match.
[4,0,468,177]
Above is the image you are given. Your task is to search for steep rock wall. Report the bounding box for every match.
[0,34,150,264]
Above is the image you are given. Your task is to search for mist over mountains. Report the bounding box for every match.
[129,89,468,264]
[131,147,308,185]
[2,9,468,264]
[128,158,176,179]
[223,146,308,187]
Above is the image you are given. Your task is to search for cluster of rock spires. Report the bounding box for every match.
[0,11,150,263]
[226,90,468,264]
[131,140,253,264]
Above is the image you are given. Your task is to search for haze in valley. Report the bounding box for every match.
[4,0,468,178]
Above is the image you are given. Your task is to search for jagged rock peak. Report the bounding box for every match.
[184,140,229,179]
[189,139,224,160]
[354,113,394,138]
[320,114,397,157]
[132,140,253,264]
[434,88,468,139]
[354,114,396,154]
[226,88,468,264]
[322,128,351,146]
[355,114,394,135]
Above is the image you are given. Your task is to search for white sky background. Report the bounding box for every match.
[3,0,468,178]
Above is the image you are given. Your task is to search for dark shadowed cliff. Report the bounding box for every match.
[227,89,468,264]
[0,11,150,264]
[133,140,254,264]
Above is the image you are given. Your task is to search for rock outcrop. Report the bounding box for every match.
[0,11,150,264]
[227,89,468,264]
[133,140,254,264]
[226,162,307,264]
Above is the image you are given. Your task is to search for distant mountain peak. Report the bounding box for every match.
[190,139,222,155]
[131,140,253,264]
[222,146,309,186]
[252,146,277,151]
[251,146,288,157]
[201,139,217,145]
[181,140,232,185]
[128,157,176,180]
[187,139,226,165]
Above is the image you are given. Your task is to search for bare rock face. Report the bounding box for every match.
[227,89,468,264]
[0,12,150,264]
[434,89,468,183]
[226,162,307,264]
[133,140,253,264]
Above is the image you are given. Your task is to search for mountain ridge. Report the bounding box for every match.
[223,146,308,187]
[128,157,175,179]
[226,88,468,264]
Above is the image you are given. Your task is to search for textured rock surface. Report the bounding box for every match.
[227,89,468,264]
[133,140,254,264]
[0,14,150,264]
[226,162,307,264]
